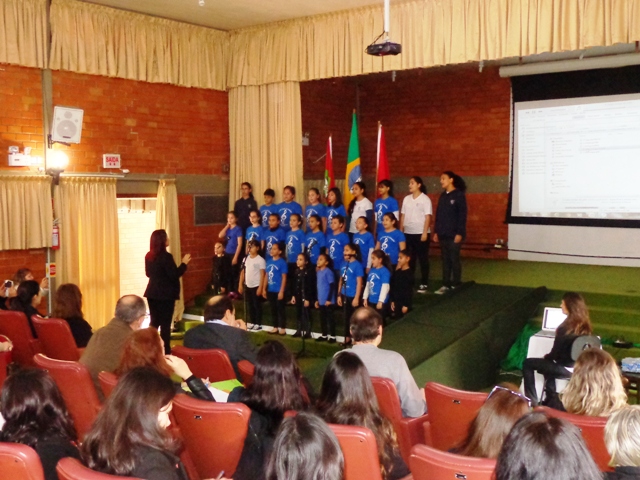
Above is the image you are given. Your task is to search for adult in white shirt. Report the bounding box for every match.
[400,176,432,293]
[347,181,374,235]
[238,240,266,331]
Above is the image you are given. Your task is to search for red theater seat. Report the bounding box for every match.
[0,442,44,480]
[57,457,139,479]
[328,424,384,480]
[423,382,488,450]
[32,316,82,361]
[237,359,255,386]
[0,310,42,366]
[409,443,496,480]
[371,376,429,463]
[171,345,236,382]
[97,371,119,399]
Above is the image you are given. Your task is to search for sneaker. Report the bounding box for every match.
[328,337,337,344]
[250,324,262,331]
[316,336,328,342]
[434,286,450,295]
[417,284,428,293]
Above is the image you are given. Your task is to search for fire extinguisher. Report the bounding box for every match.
[52,224,60,250]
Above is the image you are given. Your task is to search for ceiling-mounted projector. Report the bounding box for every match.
[366,41,402,56]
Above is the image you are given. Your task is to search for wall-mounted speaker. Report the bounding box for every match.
[51,106,84,144]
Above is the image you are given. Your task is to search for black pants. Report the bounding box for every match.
[342,296,359,338]
[522,357,572,406]
[286,262,297,300]
[245,286,262,326]
[295,296,311,334]
[319,305,335,337]
[439,236,462,288]
[267,291,286,329]
[148,298,175,354]
[405,233,430,286]
[225,253,241,293]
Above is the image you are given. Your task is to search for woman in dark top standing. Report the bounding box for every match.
[9,279,42,338]
[144,229,191,354]
[433,170,467,294]
[0,369,80,480]
[234,182,259,234]
[522,292,592,406]
[51,283,93,348]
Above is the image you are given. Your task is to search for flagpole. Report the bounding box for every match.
[376,121,382,190]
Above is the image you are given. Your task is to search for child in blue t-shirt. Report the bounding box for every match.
[353,216,375,273]
[218,211,243,295]
[278,185,303,232]
[325,215,350,282]
[326,187,347,229]
[260,188,277,228]
[286,214,305,298]
[263,241,288,335]
[264,214,286,261]
[306,188,327,232]
[376,212,407,268]
[315,252,336,343]
[305,214,326,267]
[337,243,364,347]
[374,180,400,239]
[363,249,392,321]
[245,209,264,254]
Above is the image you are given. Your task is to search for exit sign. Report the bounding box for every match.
[103,154,121,169]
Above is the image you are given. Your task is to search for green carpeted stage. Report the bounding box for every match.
[177,257,640,393]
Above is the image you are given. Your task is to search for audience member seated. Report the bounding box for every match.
[9,279,43,337]
[265,412,344,480]
[79,295,146,400]
[349,307,426,417]
[522,292,592,406]
[0,368,80,480]
[183,295,257,379]
[316,351,410,480]
[82,367,187,479]
[605,405,640,480]
[495,411,601,480]
[114,327,213,401]
[0,280,16,309]
[14,267,49,296]
[558,348,627,416]
[229,340,309,480]
[452,384,530,458]
[51,283,93,348]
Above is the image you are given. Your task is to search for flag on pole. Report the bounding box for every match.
[344,110,362,207]
[376,122,390,195]
[324,136,335,198]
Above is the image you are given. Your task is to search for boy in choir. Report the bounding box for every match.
[260,188,278,229]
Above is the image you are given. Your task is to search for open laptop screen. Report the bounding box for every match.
[542,307,567,331]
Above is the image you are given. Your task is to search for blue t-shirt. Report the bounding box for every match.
[340,260,364,298]
[305,230,326,265]
[260,204,277,228]
[326,204,347,225]
[316,267,335,304]
[326,231,350,273]
[286,229,305,261]
[353,231,375,270]
[378,228,406,264]
[245,225,264,244]
[278,201,303,232]
[224,226,243,255]
[366,266,391,304]
[266,257,288,293]
[264,227,286,260]
[305,203,327,225]
[374,197,400,237]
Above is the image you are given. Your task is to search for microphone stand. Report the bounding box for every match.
[240,255,248,327]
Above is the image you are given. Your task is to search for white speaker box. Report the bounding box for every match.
[51,106,84,144]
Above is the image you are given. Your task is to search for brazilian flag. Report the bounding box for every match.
[344,110,361,207]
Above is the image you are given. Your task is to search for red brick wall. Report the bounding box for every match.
[301,65,511,258]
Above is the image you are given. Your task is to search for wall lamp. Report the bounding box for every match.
[47,150,69,185]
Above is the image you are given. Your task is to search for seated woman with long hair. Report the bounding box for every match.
[114,327,213,401]
[605,405,640,480]
[266,412,344,480]
[0,369,80,480]
[522,292,592,406]
[51,283,93,348]
[9,279,42,337]
[316,351,410,480]
[82,367,187,479]
[453,384,531,458]
[559,348,627,416]
[229,340,309,480]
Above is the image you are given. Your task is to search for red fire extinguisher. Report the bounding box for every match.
[52,224,60,250]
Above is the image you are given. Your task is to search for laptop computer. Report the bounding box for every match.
[539,307,567,337]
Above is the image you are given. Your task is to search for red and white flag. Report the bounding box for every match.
[376,123,390,194]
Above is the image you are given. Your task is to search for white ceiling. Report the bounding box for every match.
[81,0,383,31]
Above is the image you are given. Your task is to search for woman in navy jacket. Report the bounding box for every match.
[144,229,191,354]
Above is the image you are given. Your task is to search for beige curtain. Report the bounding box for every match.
[226,0,640,87]
[0,0,47,68]
[156,179,184,323]
[0,175,53,250]
[229,82,304,206]
[49,0,228,90]
[55,177,119,330]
